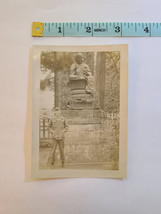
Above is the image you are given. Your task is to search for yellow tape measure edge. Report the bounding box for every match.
[32,22,43,37]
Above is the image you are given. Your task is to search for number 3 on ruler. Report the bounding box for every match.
[115,26,120,33]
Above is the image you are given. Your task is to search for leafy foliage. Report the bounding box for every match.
[104,52,120,114]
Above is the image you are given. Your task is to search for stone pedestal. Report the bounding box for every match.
[69,78,86,91]
[68,77,94,110]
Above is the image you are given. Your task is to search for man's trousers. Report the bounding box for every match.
[49,139,65,164]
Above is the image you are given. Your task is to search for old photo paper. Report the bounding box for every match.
[32,45,128,179]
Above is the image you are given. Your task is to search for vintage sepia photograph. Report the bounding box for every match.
[32,45,128,179]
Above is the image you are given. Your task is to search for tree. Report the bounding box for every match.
[104,51,120,114]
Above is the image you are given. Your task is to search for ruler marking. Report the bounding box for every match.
[77,23,79,32]
[106,23,108,31]
[135,23,137,32]
[48,23,50,32]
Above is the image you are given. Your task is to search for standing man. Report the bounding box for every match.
[48,107,68,168]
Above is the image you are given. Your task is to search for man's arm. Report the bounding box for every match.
[63,119,68,132]
[48,119,53,134]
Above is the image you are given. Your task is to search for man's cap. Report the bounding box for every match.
[75,53,83,58]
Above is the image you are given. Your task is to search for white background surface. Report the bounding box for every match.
[0,0,161,213]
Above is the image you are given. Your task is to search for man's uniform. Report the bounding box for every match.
[48,115,68,166]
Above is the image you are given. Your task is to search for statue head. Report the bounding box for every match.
[75,53,84,64]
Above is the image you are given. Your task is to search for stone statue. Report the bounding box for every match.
[69,53,95,96]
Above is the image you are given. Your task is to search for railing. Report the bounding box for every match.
[39,117,51,139]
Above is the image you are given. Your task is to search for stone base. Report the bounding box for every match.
[61,109,103,119]
[39,147,114,170]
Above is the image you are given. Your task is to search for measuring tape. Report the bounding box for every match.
[32,22,161,37]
